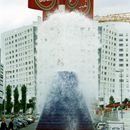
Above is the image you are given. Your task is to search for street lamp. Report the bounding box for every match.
[116,69,123,119]
[4,70,11,115]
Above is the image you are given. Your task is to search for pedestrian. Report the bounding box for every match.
[8,117,14,130]
[1,116,7,130]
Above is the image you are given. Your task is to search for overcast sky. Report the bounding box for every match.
[0,0,130,35]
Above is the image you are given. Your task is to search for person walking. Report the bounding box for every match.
[1,116,7,130]
[8,117,14,130]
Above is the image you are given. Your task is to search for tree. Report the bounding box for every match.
[122,98,129,109]
[123,98,129,104]
[21,85,27,113]
[109,96,115,104]
[14,87,20,113]
[27,97,36,114]
[6,85,13,114]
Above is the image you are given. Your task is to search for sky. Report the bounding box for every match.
[0,0,130,36]
[95,0,130,16]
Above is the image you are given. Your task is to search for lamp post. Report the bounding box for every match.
[4,70,11,115]
[116,70,123,119]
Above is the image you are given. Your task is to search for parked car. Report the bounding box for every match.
[13,118,23,129]
[17,118,28,127]
[95,122,106,130]
[26,115,35,123]
[23,115,36,124]
[24,117,33,124]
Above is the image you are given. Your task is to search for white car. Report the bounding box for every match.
[96,122,106,130]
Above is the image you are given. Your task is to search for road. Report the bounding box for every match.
[21,122,38,130]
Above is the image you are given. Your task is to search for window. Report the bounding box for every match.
[104,72,107,75]
[119,79,124,82]
[119,49,123,52]
[113,79,115,82]
[119,44,123,46]
[119,59,123,61]
[119,39,123,41]
[119,54,123,56]
[119,64,123,67]
[119,34,123,36]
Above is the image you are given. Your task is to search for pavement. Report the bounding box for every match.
[21,122,38,130]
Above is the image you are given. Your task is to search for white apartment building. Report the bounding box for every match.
[98,23,130,104]
[1,22,40,101]
[0,64,3,104]
[98,23,117,104]
[0,49,3,104]
[115,30,130,102]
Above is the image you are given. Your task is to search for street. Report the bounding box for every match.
[21,122,37,130]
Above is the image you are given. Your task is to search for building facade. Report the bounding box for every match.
[98,23,117,104]
[0,49,3,105]
[0,64,3,104]
[115,31,130,101]
[1,22,39,101]
[98,23,130,104]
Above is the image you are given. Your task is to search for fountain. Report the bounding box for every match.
[37,12,99,130]
[36,71,94,130]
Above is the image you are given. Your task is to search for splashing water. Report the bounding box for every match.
[37,12,99,128]
[37,71,94,130]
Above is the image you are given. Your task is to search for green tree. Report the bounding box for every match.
[109,96,115,104]
[122,98,129,109]
[27,97,36,114]
[123,98,129,104]
[14,87,20,113]
[21,85,27,113]
[6,85,13,114]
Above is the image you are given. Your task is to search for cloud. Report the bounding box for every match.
[0,0,41,48]
[95,0,130,7]
[0,0,41,33]
[94,0,130,15]
[1,0,130,33]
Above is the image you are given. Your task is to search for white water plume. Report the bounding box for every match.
[37,12,99,119]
